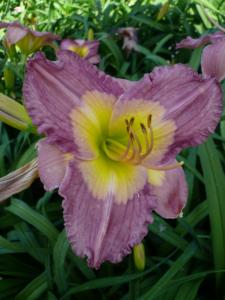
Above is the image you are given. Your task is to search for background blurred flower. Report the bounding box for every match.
[0,21,60,55]
[60,39,100,64]
[118,27,138,52]
[177,32,225,82]
[176,31,225,49]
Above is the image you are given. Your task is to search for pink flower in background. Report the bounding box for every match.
[0,21,60,55]
[176,31,225,49]
[118,27,138,52]
[23,50,222,268]
[60,39,100,64]
[177,31,225,82]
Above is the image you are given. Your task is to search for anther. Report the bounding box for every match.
[140,123,147,133]
[130,117,135,126]
[125,119,129,126]
[147,114,152,128]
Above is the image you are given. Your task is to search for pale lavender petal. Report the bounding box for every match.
[1,22,28,45]
[23,50,123,152]
[37,139,71,191]
[202,38,225,82]
[60,163,156,269]
[176,31,225,49]
[149,164,188,219]
[85,40,100,63]
[113,64,222,163]
[113,78,137,90]
[60,39,75,50]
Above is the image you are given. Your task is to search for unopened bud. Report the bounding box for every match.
[157,1,170,21]
[88,28,94,41]
[133,243,145,271]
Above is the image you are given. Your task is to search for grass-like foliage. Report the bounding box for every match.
[0,0,225,299]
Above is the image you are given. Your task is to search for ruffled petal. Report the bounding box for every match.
[23,50,124,152]
[37,139,72,191]
[148,163,187,218]
[60,162,156,268]
[176,32,225,49]
[201,38,225,82]
[112,64,222,164]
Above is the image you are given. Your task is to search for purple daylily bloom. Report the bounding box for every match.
[176,31,225,49]
[60,39,100,64]
[23,50,222,268]
[177,32,225,82]
[0,21,60,55]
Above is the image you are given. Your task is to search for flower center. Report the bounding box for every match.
[69,45,89,57]
[102,114,154,165]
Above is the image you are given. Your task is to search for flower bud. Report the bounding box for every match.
[133,243,145,271]
[88,28,94,41]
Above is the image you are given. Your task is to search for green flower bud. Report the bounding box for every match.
[133,243,145,271]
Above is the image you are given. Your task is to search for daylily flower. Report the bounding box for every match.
[60,39,100,64]
[23,50,222,268]
[176,31,225,49]
[0,21,60,55]
[118,27,138,52]
[177,31,225,82]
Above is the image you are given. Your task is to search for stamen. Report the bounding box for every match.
[147,161,184,171]
[148,120,154,154]
[129,128,142,156]
[140,122,150,157]
[128,133,141,163]
[118,138,131,161]
[105,114,155,165]
[74,153,99,161]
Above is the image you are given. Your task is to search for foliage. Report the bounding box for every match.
[0,0,225,299]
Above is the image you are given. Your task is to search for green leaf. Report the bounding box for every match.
[15,272,48,300]
[0,235,25,254]
[174,279,203,300]
[199,138,225,288]
[15,222,47,263]
[139,243,197,300]
[6,198,59,245]
[101,37,124,69]
[53,230,69,295]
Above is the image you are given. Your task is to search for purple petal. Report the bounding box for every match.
[113,64,222,164]
[201,38,225,82]
[176,31,225,49]
[60,39,76,50]
[60,162,156,269]
[149,164,188,218]
[37,139,71,190]
[23,50,123,152]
